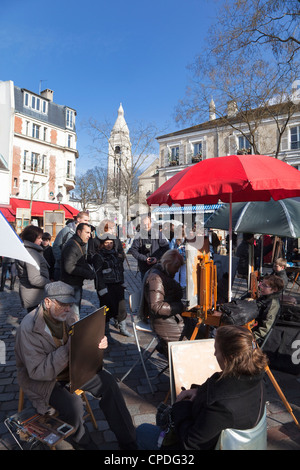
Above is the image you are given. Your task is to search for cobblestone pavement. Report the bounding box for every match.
[0,255,299,451]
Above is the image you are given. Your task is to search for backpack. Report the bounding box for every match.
[219,299,259,326]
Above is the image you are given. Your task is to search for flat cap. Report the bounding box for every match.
[44,281,76,304]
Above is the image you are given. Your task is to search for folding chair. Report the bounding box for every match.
[120,291,157,393]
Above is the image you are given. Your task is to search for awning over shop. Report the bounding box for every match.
[9,198,79,219]
[0,207,15,222]
[62,203,79,218]
[152,204,222,214]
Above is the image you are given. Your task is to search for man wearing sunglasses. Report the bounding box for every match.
[14,281,136,450]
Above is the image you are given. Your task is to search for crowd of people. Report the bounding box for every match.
[0,212,294,450]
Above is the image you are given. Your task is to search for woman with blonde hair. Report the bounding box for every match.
[142,249,187,357]
[137,325,268,450]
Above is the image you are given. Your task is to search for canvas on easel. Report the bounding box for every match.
[69,307,106,393]
[185,244,199,309]
[168,339,221,404]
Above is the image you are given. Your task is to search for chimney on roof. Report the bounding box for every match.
[41,89,53,102]
[227,100,238,117]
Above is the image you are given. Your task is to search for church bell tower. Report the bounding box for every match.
[107,104,132,203]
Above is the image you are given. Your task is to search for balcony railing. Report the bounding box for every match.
[22,164,48,175]
[66,173,76,182]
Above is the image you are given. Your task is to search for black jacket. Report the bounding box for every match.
[61,234,95,287]
[42,245,55,280]
[129,230,169,275]
[171,371,265,450]
[236,240,259,276]
[92,248,124,291]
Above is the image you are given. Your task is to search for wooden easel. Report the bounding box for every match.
[271,236,283,263]
[182,253,222,339]
[249,271,259,299]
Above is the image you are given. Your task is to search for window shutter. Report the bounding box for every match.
[186,142,193,163]
[164,148,169,167]
[229,135,237,154]
[202,140,207,159]
[280,128,289,151]
[179,144,184,165]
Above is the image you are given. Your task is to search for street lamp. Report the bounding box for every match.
[56,192,63,210]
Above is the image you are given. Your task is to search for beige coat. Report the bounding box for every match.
[17,240,50,309]
[14,305,78,414]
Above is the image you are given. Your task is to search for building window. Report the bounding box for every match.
[66,109,75,129]
[25,121,30,136]
[31,181,40,198]
[31,96,41,111]
[43,127,47,141]
[41,155,47,174]
[31,152,38,172]
[169,146,179,165]
[13,178,18,188]
[238,135,252,154]
[22,179,28,198]
[32,124,40,139]
[67,134,72,148]
[193,142,202,156]
[67,160,72,178]
[291,126,300,150]
[24,91,47,114]
[23,150,28,170]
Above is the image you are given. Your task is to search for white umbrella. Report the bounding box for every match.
[0,213,39,269]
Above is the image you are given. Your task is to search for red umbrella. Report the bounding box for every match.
[147,154,300,206]
[147,154,300,300]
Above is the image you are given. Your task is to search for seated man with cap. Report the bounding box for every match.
[14,281,137,450]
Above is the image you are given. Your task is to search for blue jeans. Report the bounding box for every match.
[136,423,161,450]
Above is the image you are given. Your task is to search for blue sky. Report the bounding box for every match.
[1,0,218,174]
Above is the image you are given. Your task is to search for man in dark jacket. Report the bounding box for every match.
[41,232,55,280]
[52,211,89,281]
[129,214,169,279]
[61,223,95,316]
[236,233,257,277]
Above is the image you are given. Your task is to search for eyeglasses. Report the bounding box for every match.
[259,282,272,289]
[53,299,74,309]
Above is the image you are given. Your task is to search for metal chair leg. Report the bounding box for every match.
[120,318,156,393]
